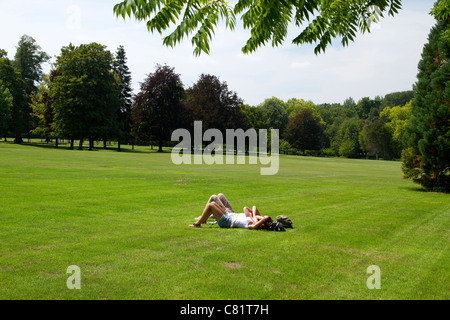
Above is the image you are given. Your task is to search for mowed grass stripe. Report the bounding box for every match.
[0,141,448,299]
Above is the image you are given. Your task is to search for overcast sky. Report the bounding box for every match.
[0,0,436,106]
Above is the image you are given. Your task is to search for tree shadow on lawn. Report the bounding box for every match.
[1,140,166,154]
[400,184,449,195]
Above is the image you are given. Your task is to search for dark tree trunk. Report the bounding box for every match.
[14,132,23,144]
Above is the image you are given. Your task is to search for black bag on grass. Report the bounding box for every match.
[268,221,285,232]
[276,215,293,229]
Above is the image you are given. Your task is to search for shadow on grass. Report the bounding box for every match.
[401,185,427,193]
[0,140,169,154]
[400,184,449,195]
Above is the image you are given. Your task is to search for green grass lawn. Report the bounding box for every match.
[0,141,448,300]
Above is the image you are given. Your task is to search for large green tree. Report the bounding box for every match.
[259,97,289,134]
[13,35,50,94]
[114,0,406,55]
[0,81,13,137]
[115,45,133,151]
[335,118,363,158]
[29,75,55,143]
[241,104,265,130]
[0,49,27,143]
[380,101,411,158]
[318,99,358,154]
[355,96,382,120]
[365,118,391,160]
[284,109,322,155]
[379,90,414,110]
[50,43,121,150]
[12,35,50,143]
[285,98,322,122]
[361,108,392,159]
[402,16,450,192]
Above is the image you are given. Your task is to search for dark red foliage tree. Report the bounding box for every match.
[185,74,247,134]
[132,64,185,152]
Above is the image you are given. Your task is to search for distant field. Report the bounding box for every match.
[0,141,448,299]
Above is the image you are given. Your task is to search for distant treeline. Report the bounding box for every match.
[0,35,413,160]
[243,91,413,160]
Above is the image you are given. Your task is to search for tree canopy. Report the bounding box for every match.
[13,35,50,94]
[115,45,133,150]
[259,97,288,134]
[50,43,121,150]
[0,81,13,136]
[402,16,450,192]
[185,73,245,134]
[132,64,185,152]
[0,48,27,143]
[284,109,322,154]
[113,0,407,55]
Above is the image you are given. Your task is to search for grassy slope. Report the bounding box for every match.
[0,141,448,299]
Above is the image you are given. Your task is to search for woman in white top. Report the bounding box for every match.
[190,201,272,230]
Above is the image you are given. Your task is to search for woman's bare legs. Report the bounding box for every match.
[218,193,234,213]
[190,202,226,227]
[207,195,228,213]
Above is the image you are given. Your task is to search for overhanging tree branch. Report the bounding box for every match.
[113,0,446,55]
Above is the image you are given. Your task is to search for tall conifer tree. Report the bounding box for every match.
[402,17,450,192]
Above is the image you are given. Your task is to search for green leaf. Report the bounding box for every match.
[113,0,405,55]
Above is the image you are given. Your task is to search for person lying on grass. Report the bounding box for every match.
[205,193,235,214]
[189,202,273,230]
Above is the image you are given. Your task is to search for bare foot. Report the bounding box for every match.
[189,222,201,227]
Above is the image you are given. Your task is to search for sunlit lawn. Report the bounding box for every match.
[0,141,448,299]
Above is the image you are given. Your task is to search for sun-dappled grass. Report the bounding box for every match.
[0,141,448,299]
